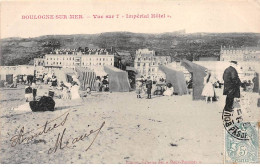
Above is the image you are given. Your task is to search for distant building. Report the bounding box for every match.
[198,57,219,61]
[34,58,45,67]
[116,51,132,70]
[220,46,260,62]
[43,48,115,70]
[0,65,35,81]
[134,49,171,80]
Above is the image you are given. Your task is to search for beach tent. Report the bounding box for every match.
[126,66,138,89]
[181,60,207,100]
[53,68,75,84]
[159,65,188,95]
[104,65,130,92]
[75,67,96,91]
[6,74,13,84]
[94,67,108,77]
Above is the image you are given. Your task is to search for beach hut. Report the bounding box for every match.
[6,74,13,84]
[104,66,130,92]
[126,66,138,89]
[53,68,75,85]
[181,60,207,100]
[159,65,188,95]
[75,67,96,91]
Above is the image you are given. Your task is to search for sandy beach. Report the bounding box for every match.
[0,85,259,164]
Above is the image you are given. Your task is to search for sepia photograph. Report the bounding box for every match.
[0,0,259,164]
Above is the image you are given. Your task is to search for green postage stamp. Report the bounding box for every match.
[225,122,259,163]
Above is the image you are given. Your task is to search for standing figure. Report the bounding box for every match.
[95,77,101,92]
[223,61,241,111]
[25,84,33,102]
[201,69,215,103]
[136,79,143,98]
[31,82,38,101]
[43,74,48,84]
[252,73,259,93]
[70,82,80,100]
[146,76,153,99]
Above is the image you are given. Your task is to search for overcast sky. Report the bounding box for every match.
[1,0,260,38]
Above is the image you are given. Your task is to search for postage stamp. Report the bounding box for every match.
[224,122,259,163]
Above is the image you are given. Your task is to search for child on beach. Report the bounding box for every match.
[62,86,71,100]
[201,69,215,103]
[136,80,143,98]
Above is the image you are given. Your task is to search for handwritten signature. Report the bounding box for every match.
[10,111,105,153]
[48,121,105,154]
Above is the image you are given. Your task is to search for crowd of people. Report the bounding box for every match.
[21,71,82,112]
[135,76,176,99]
[94,75,109,92]
[2,60,258,112]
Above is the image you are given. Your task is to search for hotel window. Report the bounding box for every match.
[47,58,48,60]
[60,62,61,64]
[137,63,140,66]
[90,58,91,61]
[70,57,71,60]
[111,63,113,65]
[90,62,91,65]
[138,58,140,61]
[50,58,52,60]
[103,58,105,61]
[111,58,113,61]
[54,58,55,60]
[73,57,74,60]
[99,63,101,65]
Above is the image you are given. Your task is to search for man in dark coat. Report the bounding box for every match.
[223,61,241,111]
[146,76,153,99]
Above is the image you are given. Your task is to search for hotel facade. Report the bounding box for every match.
[41,48,115,71]
[134,49,171,80]
[220,46,260,62]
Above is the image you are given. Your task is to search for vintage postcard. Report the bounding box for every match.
[0,0,259,164]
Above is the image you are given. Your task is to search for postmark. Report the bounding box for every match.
[224,122,258,163]
[222,98,249,140]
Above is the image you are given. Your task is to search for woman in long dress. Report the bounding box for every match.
[70,82,80,100]
[201,70,215,103]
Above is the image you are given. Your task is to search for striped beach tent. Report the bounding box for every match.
[75,67,96,91]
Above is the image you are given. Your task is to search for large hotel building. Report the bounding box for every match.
[220,46,260,62]
[134,49,171,80]
[35,48,115,70]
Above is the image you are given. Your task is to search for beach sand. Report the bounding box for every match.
[0,85,259,164]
